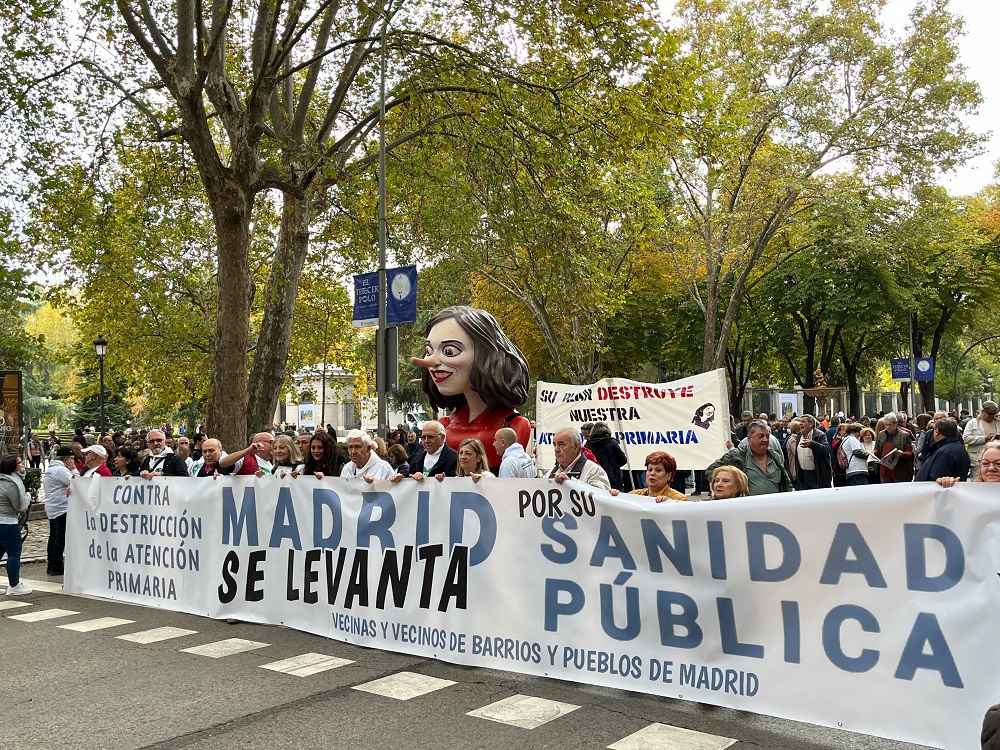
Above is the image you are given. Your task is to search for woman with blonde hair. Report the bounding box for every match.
[709,466,749,499]
[272,435,305,476]
[937,440,1000,487]
[450,438,494,481]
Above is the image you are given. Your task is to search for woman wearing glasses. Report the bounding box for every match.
[936,440,1000,487]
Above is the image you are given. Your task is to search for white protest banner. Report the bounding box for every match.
[535,370,731,471]
[66,477,1000,749]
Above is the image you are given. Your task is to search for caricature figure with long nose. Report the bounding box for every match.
[411,306,531,470]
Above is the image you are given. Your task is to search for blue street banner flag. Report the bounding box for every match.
[352,271,379,328]
[891,358,935,382]
[891,358,910,382]
[386,265,417,325]
[915,357,934,381]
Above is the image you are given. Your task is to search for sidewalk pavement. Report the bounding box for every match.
[21,516,49,564]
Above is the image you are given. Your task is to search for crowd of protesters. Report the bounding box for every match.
[14,403,995,593]
[704,405,999,497]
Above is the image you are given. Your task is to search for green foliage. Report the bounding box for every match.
[22,467,41,500]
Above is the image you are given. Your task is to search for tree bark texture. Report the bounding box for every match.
[246,189,312,433]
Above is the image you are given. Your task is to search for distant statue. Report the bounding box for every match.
[814,368,828,389]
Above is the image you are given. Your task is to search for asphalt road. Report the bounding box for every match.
[1,561,935,750]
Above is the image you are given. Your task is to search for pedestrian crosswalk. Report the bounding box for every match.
[1,588,740,750]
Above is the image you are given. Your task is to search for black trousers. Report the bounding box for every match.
[47,515,66,575]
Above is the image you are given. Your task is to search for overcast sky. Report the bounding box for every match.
[884,0,999,195]
[658,0,998,196]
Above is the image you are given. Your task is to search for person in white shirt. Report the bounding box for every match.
[963,401,998,480]
[493,427,536,478]
[548,428,611,491]
[250,432,275,474]
[43,447,77,576]
[341,430,395,481]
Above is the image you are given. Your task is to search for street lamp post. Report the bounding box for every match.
[94,335,107,436]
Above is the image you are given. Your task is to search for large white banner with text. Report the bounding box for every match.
[65,477,1000,749]
[535,370,730,471]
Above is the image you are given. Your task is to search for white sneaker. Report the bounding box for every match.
[6,583,31,595]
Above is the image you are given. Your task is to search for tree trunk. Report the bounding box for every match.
[205,186,254,450]
[246,189,312,434]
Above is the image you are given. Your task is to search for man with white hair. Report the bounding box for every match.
[963,400,998,480]
[547,428,611,490]
[341,430,395,480]
[874,412,914,483]
[400,421,458,480]
[139,429,189,479]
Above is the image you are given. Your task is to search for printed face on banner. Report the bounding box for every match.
[535,372,731,471]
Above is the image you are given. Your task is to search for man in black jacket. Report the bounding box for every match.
[399,421,458,479]
[915,418,970,482]
[139,429,190,478]
[785,414,832,490]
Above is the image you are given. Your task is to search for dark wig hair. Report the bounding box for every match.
[693,403,715,419]
[420,306,529,412]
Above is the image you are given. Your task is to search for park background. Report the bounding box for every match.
[1,0,1000,447]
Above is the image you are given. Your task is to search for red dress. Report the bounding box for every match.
[440,406,531,470]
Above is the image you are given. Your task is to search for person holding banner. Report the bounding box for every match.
[611,451,685,502]
[304,431,344,479]
[709,465,749,499]
[411,306,531,471]
[547,428,611,490]
[937,440,1000,488]
[447,438,494,482]
[43,446,76,576]
[707,421,792,496]
[400,421,458,480]
[493,427,536,478]
[341,430,395,481]
[271,435,304,477]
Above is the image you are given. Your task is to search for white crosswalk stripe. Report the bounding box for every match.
[353,671,456,700]
[467,694,581,729]
[59,617,136,632]
[20,578,63,593]
[116,626,199,644]
[8,608,80,622]
[180,638,270,658]
[0,588,798,749]
[260,653,354,676]
[608,723,737,750]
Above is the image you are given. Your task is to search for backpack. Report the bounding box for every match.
[836,438,850,469]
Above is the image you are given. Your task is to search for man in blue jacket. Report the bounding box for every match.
[915,418,970,482]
